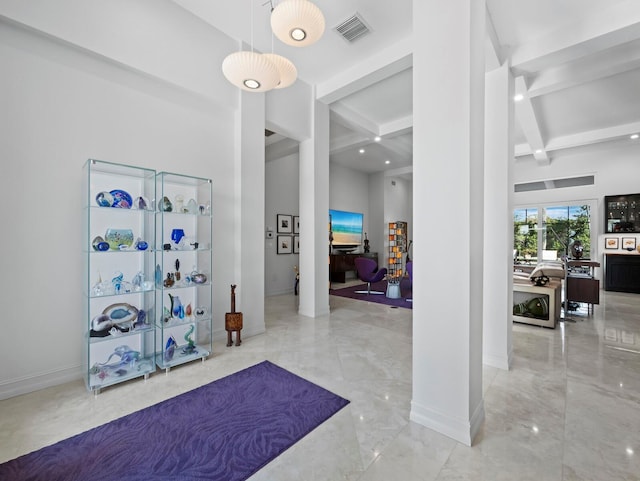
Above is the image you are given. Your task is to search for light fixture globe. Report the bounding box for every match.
[263,53,297,89]
[222,51,280,92]
[270,0,325,47]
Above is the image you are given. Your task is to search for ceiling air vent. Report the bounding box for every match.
[335,13,371,43]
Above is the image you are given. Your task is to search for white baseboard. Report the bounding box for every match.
[483,350,513,370]
[1,327,270,400]
[410,398,485,446]
[0,365,83,401]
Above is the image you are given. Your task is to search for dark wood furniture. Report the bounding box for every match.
[604,254,640,293]
[566,260,600,308]
[330,252,378,283]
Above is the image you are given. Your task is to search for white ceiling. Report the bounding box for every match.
[173,0,640,175]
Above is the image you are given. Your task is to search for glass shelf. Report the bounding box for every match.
[155,171,212,371]
[89,286,155,299]
[83,159,157,393]
[155,343,210,370]
[89,324,155,344]
[89,355,155,391]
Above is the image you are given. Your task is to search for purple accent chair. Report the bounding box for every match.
[406,261,413,302]
[354,257,387,295]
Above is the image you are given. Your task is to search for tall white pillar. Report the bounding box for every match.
[483,63,515,370]
[298,97,330,317]
[237,91,266,335]
[410,0,486,446]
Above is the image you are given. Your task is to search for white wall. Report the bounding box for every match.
[266,81,312,142]
[329,163,371,254]
[265,153,300,295]
[383,176,413,267]
[369,173,386,264]
[0,8,238,398]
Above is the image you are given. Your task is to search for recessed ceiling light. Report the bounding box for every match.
[535,149,543,154]
[631,134,639,140]
[385,160,390,164]
[374,136,381,142]
[514,93,524,102]
[359,149,365,154]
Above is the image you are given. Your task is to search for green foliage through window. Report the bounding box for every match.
[514,205,591,263]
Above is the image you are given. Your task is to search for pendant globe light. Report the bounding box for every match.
[270,0,325,47]
[222,0,280,92]
[222,51,280,92]
[263,53,297,89]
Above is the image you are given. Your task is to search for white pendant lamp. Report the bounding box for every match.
[271,0,325,47]
[222,51,280,92]
[263,53,297,89]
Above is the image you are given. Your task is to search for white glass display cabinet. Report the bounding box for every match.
[155,172,212,372]
[83,159,157,394]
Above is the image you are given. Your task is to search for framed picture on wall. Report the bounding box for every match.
[277,235,292,254]
[605,237,619,249]
[277,214,292,234]
[293,235,300,254]
[622,237,636,250]
[293,215,300,234]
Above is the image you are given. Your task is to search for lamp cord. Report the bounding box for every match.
[250,0,254,53]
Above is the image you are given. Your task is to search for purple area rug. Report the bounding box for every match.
[330,279,412,309]
[0,361,349,481]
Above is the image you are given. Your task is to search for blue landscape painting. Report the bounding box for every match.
[330,209,363,246]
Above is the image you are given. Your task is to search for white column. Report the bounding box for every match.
[298,97,330,317]
[410,0,486,446]
[483,63,514,370]
[236,91,266,336]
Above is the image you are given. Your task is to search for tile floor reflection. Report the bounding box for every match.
[1,290,639,480]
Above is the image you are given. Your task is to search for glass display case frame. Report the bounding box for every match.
[605,193,640,233]
[83,159,157,393]
[155,172,213,372]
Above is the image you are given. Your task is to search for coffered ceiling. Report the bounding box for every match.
[174,0,640,175]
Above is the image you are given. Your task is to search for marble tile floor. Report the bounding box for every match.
[1,290,639,480]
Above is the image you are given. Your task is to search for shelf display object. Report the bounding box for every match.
[155,172,212,372]
[83,159,156,393]
[388,222,407,280]
[605,193,640,233]
[387,221,407,298]
[512,280,561,328]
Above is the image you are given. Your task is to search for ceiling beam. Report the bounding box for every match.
[328,131,369,155]
[527,40,640,97]
[514,76,549,164]
[545,121,640,152]
[379,115,413,137]
[515,120,640,156]
[379,135,412,160]
[265,138,299,162]
[511,2,640,74]
[316,37,412,104]
[485,7,503,71]
[330,103,379,138]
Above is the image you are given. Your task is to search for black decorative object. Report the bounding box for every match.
[531,275,550,287]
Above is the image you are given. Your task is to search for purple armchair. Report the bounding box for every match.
[406,261,413,302]
[354,257,387,295]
